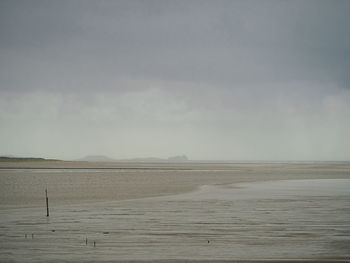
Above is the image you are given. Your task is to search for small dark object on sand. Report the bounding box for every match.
[31,233,34,239]
[93,241,96,247]
[25,234,27,238]
[103,231,109,234]
[85,237,88,245]
[208,240,210,243]
[45,188,49,217]
[51,230,55,232]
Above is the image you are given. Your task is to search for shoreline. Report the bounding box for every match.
[40,261,350,263]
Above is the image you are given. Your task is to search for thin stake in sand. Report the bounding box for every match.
[45,188,49,217]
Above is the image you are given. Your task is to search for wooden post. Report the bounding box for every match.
[45,188,49,217]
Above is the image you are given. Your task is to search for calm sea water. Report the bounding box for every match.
[0,170,349,262]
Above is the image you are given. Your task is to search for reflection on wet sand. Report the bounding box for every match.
[0,163,349,262]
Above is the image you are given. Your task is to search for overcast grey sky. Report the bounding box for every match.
[1,0,349,161]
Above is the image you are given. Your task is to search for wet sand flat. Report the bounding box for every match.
[1,161,350,208]
[0,162,350,262]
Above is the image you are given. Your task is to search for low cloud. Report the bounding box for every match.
[1,0,349,160]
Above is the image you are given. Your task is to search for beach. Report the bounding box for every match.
[0,162,349,262]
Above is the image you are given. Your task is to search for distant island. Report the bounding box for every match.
[77,155,189,163]
[76,155,118,162]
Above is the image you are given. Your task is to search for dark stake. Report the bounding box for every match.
[85,238,88,245]
[45,188,49,217]
[93,241,96,247]
[32,233,34,239]
[25,234,27,238]
[208,240,210,243]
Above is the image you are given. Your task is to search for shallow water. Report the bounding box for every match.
[0,177,349,262]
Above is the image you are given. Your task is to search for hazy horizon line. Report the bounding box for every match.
[1,155,349,164]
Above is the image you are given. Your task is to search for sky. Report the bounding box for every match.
[1,0,350,161]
